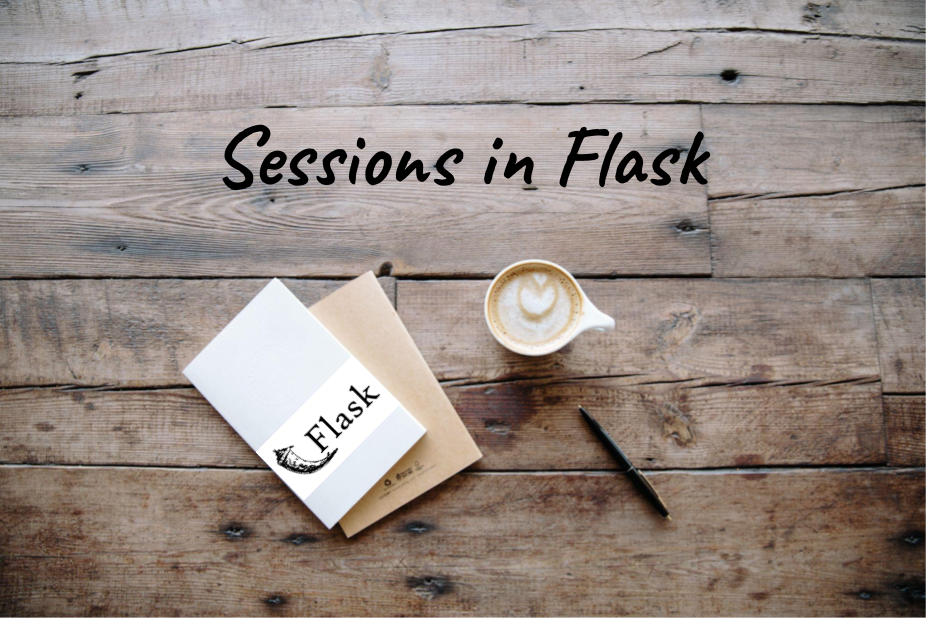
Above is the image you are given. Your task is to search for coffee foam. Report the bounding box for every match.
[487,264,582,351]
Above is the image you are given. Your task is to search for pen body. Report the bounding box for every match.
[579,406,671,520]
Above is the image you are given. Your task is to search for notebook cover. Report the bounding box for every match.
[183,278,425,529]
[309,272,483,537]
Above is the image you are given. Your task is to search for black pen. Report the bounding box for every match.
[579,406,671,521]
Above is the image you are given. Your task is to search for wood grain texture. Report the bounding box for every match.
[2,30,922,116]
[3,0,923,63]
[0,388,259,468]
[454,379,885,469]
[398,278,880,384]
[710,186,926,277]
[0,382,885,469]
[0,278,879,388]
[0,278,394,388]
[703,106,926,197]
[872,278,926,394]
[0,1,923,616]
[885,396,926,466]
[0,106,708,278]
[0,466,923,616]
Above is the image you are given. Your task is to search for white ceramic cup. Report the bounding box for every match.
[484,259,616,356]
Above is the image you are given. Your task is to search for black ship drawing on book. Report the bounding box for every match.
[274,446,338,474]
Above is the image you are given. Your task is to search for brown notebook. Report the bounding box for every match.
[309,272,482,537]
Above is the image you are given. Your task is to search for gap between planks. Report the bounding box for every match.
[8,26,924,67]
[0,274,714,282]
[0,275,917,282]
[0,101,926,120]
[0,368,885,391]
[707,182,926,202]
[3,0,924,67]
[0,462,920,475]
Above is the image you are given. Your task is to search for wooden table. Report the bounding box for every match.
[1,1,924,615]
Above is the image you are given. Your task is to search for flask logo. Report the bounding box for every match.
[273,446,338,474]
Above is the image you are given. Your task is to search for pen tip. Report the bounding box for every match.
[665,515,673,521]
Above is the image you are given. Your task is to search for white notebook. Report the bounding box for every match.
[183,279,426,529]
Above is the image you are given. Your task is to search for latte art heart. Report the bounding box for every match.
[518,274,559,319]
[488,264,582,350]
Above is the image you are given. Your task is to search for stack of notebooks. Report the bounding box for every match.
[184,273,482,536]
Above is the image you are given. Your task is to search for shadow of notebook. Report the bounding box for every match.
[310,272,483,537]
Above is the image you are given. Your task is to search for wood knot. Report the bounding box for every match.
[282,533,318,545]
[675,220,700,233]
[264,594,286,606]
[404,521,433,534]
[720,68,740,84]
[803,2,838,26]
[895,583,926,602]
[371,46,391,91]
[484,420,511,435]
[407,576,453,600]
[222,524,249,540]
[652,304,701,358]
[658,402,695,447]
[902,532,923,546]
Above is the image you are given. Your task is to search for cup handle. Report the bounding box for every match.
[580,300,616,333]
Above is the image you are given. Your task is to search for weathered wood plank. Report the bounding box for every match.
[0,382,885,469]
[710,186,926,277]
[2,30,922,115]
[0,388,259,469]
[0,106,708,278]
[9,107,917,279]
[872,279,926,394]
[453,379,885,469]
[398,278,880,384]
[885,396,926,466]
[3,0,922,63]
[0,466,922,616]
[0,278,879,388]
[0,278,394,388]
[703,106,926,197]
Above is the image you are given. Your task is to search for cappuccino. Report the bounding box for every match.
[487,263,582,352]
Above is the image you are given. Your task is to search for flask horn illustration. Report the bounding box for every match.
[273,446,338,474]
